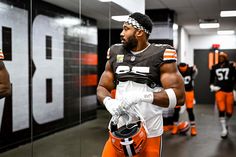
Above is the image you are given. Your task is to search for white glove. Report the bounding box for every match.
[210,85,221,92]
[121,91,154,109]
[179,104,186,114]
[103,97,124,116]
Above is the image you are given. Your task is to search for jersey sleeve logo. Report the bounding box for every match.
[163,49,177,61]
[116,54,124,63]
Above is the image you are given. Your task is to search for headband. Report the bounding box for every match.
[125,17,150,34]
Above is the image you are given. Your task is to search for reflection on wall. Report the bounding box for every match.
[0,0,98,152]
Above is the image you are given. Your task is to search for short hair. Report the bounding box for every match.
[179,62,187,67]
[219,51,228,60]
[129,12,153,35]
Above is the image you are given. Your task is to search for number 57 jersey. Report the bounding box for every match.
[210,62,236,92]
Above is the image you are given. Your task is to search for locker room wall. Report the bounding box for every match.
[0,0,98,152]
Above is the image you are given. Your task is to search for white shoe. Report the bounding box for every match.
[221,129,228,139]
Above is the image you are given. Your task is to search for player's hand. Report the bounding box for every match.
[103,97,124,116]
[210,85,221,92]
[179,104,186,114]
[121,91,154,109]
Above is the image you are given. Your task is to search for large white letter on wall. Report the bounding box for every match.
[0,6,29,132]
[32,15,64,124]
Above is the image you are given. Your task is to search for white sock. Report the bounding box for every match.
[220,117,227,131]
[190,121,196,127]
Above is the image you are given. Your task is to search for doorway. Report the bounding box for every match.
[194,49,236,104]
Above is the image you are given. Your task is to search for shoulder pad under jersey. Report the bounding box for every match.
[107,44,123,59]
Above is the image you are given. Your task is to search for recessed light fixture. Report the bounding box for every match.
[111,15,129,22]
[98,0,112,2]
[199,23,220,29]
[217,30,235,35]
[220,10,236,17]
[55,17,81,27]
[199,19,220,28]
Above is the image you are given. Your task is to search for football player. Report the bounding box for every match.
[0,50,11,98]
[97,12,185,157]
[171,62,198,136]
[210,52,236,139]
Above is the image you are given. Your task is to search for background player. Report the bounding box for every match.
[171,62,198,136]
[210,51,236,139]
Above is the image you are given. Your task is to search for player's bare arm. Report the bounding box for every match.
[152,62,185,108]
[0,61,11,98]
[97,61,115,104]
[97,61,124,116]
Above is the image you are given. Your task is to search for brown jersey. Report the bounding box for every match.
[210,61,236,92]
[178,66,196,91]
[108,43,177,88]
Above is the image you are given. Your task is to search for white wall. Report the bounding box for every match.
[178,27,190,64]
[179,32,236,65]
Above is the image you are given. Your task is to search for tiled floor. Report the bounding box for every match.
[0,104,236,157]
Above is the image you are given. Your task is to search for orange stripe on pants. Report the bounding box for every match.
[102,136,162,157]
[185,90,194,109]
[215,91,234,114]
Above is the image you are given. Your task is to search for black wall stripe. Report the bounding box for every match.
[81,86,97,96]
[46,78,52,103]
[81,66,97,74]
[2,26,12,60]
[46,35,52,59]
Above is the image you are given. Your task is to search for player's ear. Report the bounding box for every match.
[136,29,145,37]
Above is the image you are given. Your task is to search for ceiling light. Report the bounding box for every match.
[220,10,236,17]
[199,23,219,28]
[55,17,81,27]
[111,15,129,22]
[98,0,112,2]
[217,30,235,35]
[199,19,220,29]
